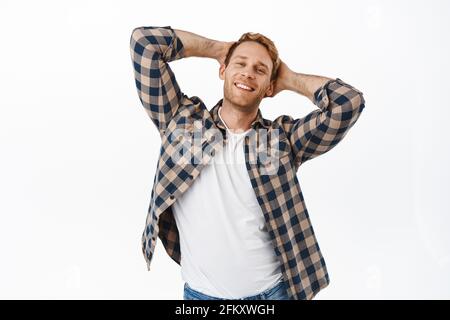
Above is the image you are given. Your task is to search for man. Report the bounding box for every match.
[129,25,365,300]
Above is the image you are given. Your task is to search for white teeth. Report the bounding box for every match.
[235,83,252,91]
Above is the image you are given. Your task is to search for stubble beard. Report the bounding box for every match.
[223,81,262,112]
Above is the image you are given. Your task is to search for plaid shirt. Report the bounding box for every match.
[129,25,365,300]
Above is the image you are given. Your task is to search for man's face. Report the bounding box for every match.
[219,41,274,111]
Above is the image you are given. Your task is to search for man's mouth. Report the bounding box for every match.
[234,82,255,92]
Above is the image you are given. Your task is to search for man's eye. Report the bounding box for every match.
[235,62,265,74]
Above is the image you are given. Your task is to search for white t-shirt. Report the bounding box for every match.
[171,106,283,299]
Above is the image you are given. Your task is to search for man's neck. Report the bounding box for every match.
[219,99,258,133]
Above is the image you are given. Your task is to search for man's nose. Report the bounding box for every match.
[241,69,255,79]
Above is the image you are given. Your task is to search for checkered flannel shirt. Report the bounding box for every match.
[129,25,365,300]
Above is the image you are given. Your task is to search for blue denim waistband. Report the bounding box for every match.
[184,279,287,300]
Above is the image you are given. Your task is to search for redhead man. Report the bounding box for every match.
[129,26,365,300]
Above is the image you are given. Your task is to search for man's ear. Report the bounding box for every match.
[264,81,274,98]
[219,64,226,80]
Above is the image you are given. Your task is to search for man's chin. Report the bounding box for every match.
[229,96,260,109]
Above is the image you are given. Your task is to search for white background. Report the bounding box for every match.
[1,0,449,299]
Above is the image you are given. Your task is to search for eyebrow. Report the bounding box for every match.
[233,55,269,70]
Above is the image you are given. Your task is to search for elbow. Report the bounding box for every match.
[346,91,365,127]
[335,87,365,114]
[353,91,366,113]
[130,27,152,59]
[324,79,365,129]
[351,90,365,113]
[130,26,144,47]
[321,79,365,115]
[328,90,365,128]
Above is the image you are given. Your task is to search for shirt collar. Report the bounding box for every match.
[210,98,269,131]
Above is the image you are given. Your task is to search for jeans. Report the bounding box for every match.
[183,280,291,300]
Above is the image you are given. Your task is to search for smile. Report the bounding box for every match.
[234,82,255,92]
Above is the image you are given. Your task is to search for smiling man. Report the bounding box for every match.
[129,25,365,300]
[220,41,276,125]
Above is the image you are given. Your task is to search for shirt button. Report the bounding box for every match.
[188,175,193,179]
[169,195,175,200]
[152,236,156,241]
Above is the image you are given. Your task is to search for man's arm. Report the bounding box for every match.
[129,26,230,135]
[173,29,232,63]
[272,61,366,166]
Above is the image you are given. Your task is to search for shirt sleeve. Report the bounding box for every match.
[129,25,186,135]
[284,78,366,166]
